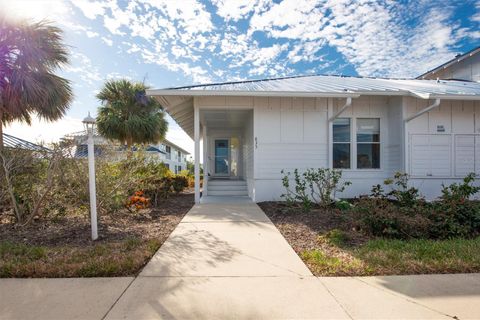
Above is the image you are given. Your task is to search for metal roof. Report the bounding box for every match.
[147,74,480,138]
[149,75,480,100]
[2,133,50,152]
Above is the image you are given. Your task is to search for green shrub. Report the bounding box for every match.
[428,173,480,239]
[281,168,351,211]
[384,172,423,207]
[353,198,431,239]
[172,176,189,194]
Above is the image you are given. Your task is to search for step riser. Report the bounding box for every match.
[208,190,249,196]
[208,180,246,186]
[208,186,247,191]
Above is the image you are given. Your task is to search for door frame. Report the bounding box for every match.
[213,138,230,177]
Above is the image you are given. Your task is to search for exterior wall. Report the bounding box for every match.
[252,96,400,201]
[423,53,480,82]
[404,98,480,199]
[253,97,328,201]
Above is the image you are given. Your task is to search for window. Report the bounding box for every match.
[333,118,351,169]
[356,118,380,169]
[332,118,381,170]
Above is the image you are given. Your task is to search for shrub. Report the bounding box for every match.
[428,173,480,239]
[353,198,431,239]
[172,176,189,194]
[384,172,423,207]
[281,168,351,211]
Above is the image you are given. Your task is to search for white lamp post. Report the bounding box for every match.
[83,112,98,241]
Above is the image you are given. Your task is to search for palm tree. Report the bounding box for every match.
[96,79,168,150]
[0,16,73,148]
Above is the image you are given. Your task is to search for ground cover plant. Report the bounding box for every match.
[260,169,480,276]
[0,146,194,277]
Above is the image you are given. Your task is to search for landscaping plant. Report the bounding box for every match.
[281,168,350,211]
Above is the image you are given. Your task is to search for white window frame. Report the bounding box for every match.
[331,117,383,171]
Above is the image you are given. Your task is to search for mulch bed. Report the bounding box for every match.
[0,193,194,246]
[258,201,366,253]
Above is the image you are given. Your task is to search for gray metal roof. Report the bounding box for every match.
[150,75,480,100]
[147,74,480,138]
[2,133,50,152]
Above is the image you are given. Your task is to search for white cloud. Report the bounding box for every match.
[248,0,470,78]
[101,36,113,46]
[70,0,107,19]
[211,0,264,22]
[63,52,102,85]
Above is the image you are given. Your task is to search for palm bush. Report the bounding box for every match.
[0,17,72,147]
[96,79,168,150]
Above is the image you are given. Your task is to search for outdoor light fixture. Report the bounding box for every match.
[83,112,98,241]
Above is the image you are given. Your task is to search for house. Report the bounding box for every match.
[65,130,189,173]
[148,74,480,204]
[417,46,480,82]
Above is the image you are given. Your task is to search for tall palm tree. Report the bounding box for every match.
[0,16,73,148]
[96,79,168,150]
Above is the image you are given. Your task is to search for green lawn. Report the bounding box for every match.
[302,237,480,276]
[0,238,161,277]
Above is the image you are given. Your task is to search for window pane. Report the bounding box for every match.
[333,118,351,142]
[357,144,380,169]
[357,118,380,142]
[333,143,350,169]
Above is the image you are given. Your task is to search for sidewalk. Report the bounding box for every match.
[1,200,480,319]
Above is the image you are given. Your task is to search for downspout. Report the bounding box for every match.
[403,98,441,175]
[328,97,353,122]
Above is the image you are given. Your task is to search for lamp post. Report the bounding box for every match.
[83,113,98,241]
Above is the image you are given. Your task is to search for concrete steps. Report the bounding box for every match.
[207,179,248,196]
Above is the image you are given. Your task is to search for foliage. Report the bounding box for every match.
[0,17,72,147]
[429,173,480,239]
[281,168,350,211]
[0,146,189,224]
[95,79,168,148]
[384,172,422,207]
[352,198,431,239]
[126,191,150,212]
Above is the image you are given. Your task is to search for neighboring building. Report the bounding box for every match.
[148,74,480,203]
[2,133,50,152]
[65,130,189,173]
[417,46,480,82]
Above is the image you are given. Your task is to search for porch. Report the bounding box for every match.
[199,109,254,201]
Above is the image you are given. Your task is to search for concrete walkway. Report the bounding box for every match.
[2,201,480,319]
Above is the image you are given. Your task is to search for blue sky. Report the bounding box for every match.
[2,0,480,154]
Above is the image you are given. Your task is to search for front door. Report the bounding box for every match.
[214,139,229,176]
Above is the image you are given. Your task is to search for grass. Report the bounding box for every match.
[0,238,162,278]
[301,236,480,276]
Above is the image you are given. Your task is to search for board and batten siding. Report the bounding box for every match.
[405,97,480,199]
[253,95,399,201]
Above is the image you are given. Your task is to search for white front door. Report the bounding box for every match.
[214,139,229,176]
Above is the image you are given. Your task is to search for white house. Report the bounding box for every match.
[68,130,189,173]
[148,75,480,203]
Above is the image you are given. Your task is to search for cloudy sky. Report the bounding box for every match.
[2,0,480,154]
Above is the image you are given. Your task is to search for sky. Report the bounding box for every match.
[2,0,480,155]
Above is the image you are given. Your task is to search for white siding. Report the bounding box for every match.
[254,97,328,180]
[405,98,480,199]
[455,135,475,176]
[243,111,254,197]
[410,134,451,177]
